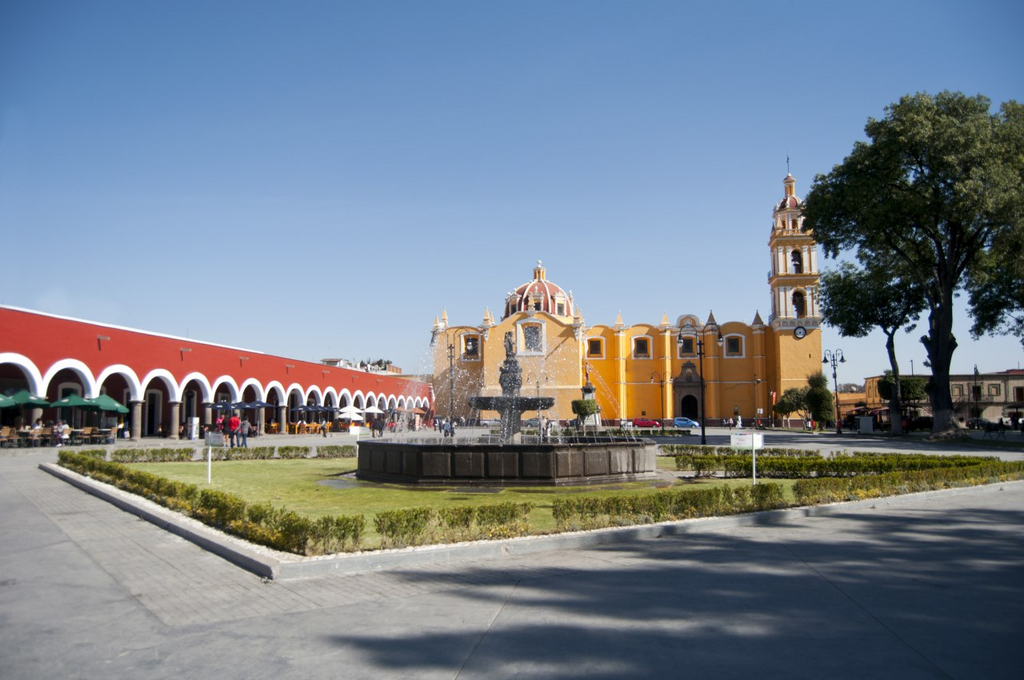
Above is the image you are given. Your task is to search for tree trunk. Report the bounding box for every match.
[885,332,904,435]
[922,283,958,432]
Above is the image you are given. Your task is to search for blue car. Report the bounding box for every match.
[673,417,699,428]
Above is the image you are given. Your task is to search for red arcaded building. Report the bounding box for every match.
[0,305,433,439]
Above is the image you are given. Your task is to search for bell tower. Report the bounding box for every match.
[767,174,823,397]
[768,174,820,330]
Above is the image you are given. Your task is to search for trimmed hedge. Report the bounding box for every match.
[57,451,364,555]
[314,445,357,458]
[112,447,195,463]
[793,461,1024,505]
[373,502,535,548]
[552,484,786,531]
[673,449,997,479]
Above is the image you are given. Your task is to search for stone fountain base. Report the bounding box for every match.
[356,437,658,486]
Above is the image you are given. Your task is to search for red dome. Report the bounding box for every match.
[502,261,574,320]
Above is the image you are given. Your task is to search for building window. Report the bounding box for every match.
[522,324,543,352]
[792,291,806,318]
[988,384,1001,397]
[1015,387,1023,403]
[952,384,964,397]
[677,337,695,357]
[462,335,480,360]
[791,250,803,274]
[556,302,565,316]
[725,336,743,357]
[587,338,603,358]
[633,337,651,359]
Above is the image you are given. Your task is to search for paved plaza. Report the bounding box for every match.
[1,431,1022,679]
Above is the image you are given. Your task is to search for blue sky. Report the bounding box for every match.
[2,1,1021,384]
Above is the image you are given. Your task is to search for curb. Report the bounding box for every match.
[39,462,1024,581]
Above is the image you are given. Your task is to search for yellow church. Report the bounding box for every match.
[431,174,823,426]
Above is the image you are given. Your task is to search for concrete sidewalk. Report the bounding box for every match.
[2,446,1022,679]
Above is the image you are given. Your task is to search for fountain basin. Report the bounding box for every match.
[356,437,658,486]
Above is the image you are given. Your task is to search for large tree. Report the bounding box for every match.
[819,260,926,434]
[805,372,835,430]
[803,92,1024,433]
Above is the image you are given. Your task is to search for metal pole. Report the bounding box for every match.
[698,341,707,445]
[447,342,455,420]
[823,349,845,435]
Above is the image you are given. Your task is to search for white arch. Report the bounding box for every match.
[0,353,44,395]
[95,364,142,401]
[323,387,339,407]
[139,368,182,402]
[264,381,286,403]
[305,385,324,405]
[351,391,366,409]
[283,383,305,404]
[208,375,241,402]
[178,372,214,403]
[337,389,353,408]
[238,377,266,401]
[387,396,398,410]
[42,359,98,399]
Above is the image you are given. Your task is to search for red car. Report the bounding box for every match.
[632,418,661,428]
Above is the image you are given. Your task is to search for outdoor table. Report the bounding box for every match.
[70,429,84,445]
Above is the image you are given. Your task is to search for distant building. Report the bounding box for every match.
[431,175,824,425]
[865,369,1024,426]
[0,306,432,438]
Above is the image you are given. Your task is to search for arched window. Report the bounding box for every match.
[792,291,806,318]
[791,250,803,274]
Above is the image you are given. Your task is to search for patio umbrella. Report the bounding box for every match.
[7,389,51,408]
[246,400,275,409]
[0,394,14,409]
[207,401,236,411]
[49,394,98,409]
[91,394,129,414]
[363,405,384,415]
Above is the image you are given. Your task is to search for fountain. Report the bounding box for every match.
[356,332,658,486]
[466,332,554,443]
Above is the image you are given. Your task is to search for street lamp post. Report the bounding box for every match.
[678,319,722,445]
[447,342,455,420]
[754,375,763,428]
[650,372,664,424]
[973,364,980,422]
[823,349,846,435]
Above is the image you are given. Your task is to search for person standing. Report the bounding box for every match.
[238,418,250,448]
[228,413,240,447]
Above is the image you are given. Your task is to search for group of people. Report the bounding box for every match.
[213,413,251,448]
[435,418,457,437]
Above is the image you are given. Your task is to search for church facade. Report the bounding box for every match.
[431,175,823,426]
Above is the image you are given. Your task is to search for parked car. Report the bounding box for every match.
[631,418,661,428]
[673,417,699,428]
[523,417,541,427]
[479,418,500,427]
[966,417,992,430]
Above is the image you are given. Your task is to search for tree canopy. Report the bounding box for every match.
[819,260,926,434]
[803,92,1024,432]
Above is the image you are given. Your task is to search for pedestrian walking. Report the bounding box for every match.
[239,419,250,448]
[228,413,240,447]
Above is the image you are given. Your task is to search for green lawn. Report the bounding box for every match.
[130,458,797,547]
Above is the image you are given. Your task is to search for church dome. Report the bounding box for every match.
[503,261,574,319]
[774,173,803,213]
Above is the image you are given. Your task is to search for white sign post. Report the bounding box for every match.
[730,432,764,485]
[207,446,212,484]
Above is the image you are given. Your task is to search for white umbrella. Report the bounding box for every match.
[363,405,384,414]
[338,405,363,420]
